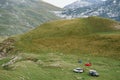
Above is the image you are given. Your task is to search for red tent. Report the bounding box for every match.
[85,63,92,66]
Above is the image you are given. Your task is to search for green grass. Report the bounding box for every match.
[0,17,120,80]
[0,53,119,80]
[14,17,120,60]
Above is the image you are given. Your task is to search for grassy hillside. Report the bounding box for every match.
[0,0,61,36]
[0,53,120,80]
[0,17,120,80]
[14,17,120,59]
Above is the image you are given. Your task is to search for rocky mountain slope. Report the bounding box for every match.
[64,0,102,9]
[0,0,61,36]
[60,0,120,21]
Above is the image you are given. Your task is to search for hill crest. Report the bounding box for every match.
[13,17,120,60]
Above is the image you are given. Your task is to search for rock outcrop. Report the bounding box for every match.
[0,38,15,57]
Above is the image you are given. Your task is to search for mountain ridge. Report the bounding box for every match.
[60,0,120,21]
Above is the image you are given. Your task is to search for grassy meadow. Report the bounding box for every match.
[0,53,120,80]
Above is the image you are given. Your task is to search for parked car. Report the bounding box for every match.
[89,70,99,77]
[73,68,84,73]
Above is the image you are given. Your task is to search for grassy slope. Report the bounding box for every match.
[0,17,120,80]
[0,0,61,36]
[0,53,120,80]
[15,17,120,59]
